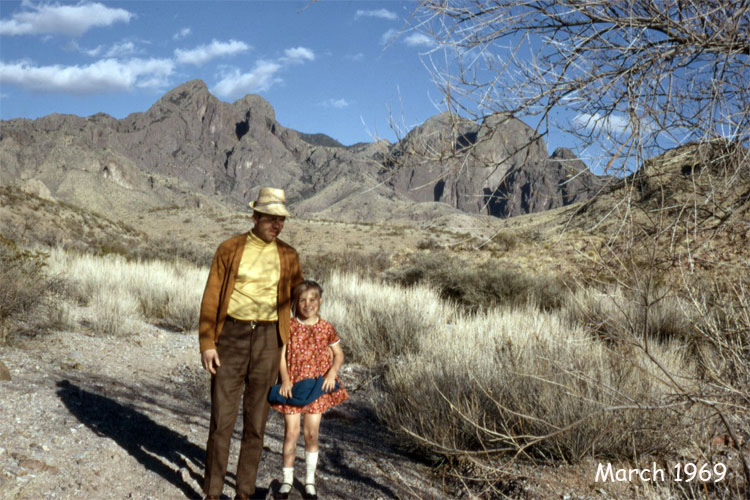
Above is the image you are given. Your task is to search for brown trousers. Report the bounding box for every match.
[203,318,282,497]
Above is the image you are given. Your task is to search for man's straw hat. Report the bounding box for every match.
[249,187,291,217]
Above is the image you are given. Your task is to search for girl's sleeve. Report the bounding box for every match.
[328,323,340,346]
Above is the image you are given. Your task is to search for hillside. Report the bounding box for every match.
[0,80,606,226]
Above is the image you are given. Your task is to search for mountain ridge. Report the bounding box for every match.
[0,79,606,223]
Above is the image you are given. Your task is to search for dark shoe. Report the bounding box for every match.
[235,494,251,500]
[277,482,293,499]
[303,484,317,500]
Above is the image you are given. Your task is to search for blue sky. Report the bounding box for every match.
[0,0,581,154]
[0,0,455,146]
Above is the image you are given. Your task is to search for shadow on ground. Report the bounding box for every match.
[56,378,209,499]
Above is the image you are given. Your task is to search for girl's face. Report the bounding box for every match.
[296,289,321,321]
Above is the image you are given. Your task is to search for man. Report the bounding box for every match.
[199,187,302,500]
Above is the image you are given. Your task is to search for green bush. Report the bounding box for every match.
[388,252,568,312]
[301,250,391,281]
[0,237,54,344]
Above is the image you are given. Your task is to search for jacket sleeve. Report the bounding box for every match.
[198,244,227,352]
[290,248,303,289]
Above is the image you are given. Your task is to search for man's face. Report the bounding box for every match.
[252,212,285,243]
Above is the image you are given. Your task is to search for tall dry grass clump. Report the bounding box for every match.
[323,270,448,366]
[46,248,205,335]
[380,305,702,462]
[322,270,705,464]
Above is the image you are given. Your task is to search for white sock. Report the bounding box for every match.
[305,451,318,485]
[280,467,294,492]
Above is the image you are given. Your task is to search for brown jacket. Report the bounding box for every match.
[198,232,302,352]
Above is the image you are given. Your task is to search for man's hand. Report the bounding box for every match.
[201,349,221,375]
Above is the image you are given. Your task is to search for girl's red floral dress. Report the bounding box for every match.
[271,317,349,414]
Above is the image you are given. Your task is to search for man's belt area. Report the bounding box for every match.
[225,316,277,329]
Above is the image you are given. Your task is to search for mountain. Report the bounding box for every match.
[0,80,606,222]
[384,112,607,217]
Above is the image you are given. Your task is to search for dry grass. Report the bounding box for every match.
[22,245,743,495]
[323,271,707,465]
[46,248,205,335]
[323,270,445,366]
[566,286,700,345]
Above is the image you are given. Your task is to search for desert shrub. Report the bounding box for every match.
[0,239,46,320]
[323,270,705,464]
[375,300,705,463]
[133,236,214,267]
[301,250,391,281]
[0,237,62,344]
[388,252,568,312]
[566,287,699,345]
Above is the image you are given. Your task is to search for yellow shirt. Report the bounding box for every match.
[226,232,280,321]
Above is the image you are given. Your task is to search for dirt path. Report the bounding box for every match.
[0,326,449,499]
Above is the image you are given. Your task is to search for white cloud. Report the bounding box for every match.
[175,39,250,65]
[0,2,133,37]
[346,52,365,62]
[104,41,137,58]
[84,45,103,57]
[107,42,136,57]
[321,98,351,109]
[574,113,633,136]
[355,9,398,21]
[381,29,435,48]
[283,47,315,63]
[380,29,399,46]
[0,58,174,94]
[212,60,283,97]
[80,41,136,57]
[173,27,191,41]
[404,33,434,47]
[211,46,316,98]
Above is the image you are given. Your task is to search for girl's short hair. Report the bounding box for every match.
[294,280,323,300]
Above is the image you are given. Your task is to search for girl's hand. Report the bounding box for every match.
[280,380,293,398]
[322,372,337,392]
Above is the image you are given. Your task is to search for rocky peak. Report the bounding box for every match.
[233,93,276,122]
[384,111,600,217]
[550,147,578,161]
[1,80,608,223]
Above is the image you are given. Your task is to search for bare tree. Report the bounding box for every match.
[390,0,750,495]
[415,0,750,171]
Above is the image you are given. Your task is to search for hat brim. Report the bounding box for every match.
[249,201,291,217]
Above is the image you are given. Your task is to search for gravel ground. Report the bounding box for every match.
[2,326,746,500]
[0,325,449,500]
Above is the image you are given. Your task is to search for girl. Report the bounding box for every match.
[271,280,348,500]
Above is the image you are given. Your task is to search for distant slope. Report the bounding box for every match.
[0,79,607,224]
[297,132,345,148]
